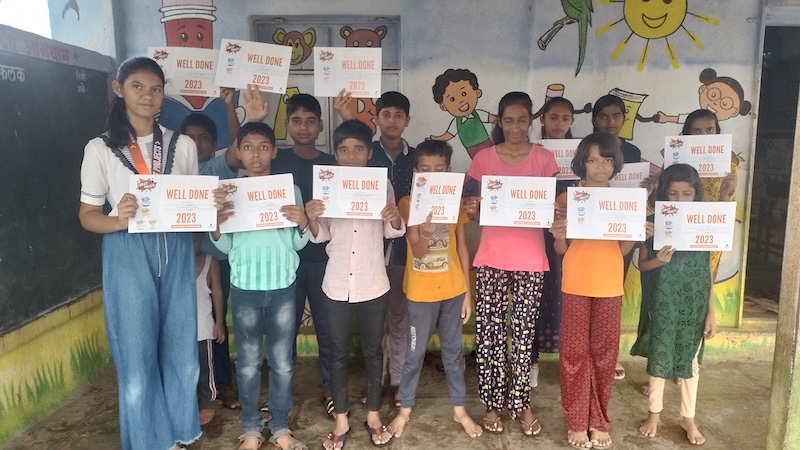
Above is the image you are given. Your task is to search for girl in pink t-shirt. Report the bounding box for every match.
[462,91,559,437]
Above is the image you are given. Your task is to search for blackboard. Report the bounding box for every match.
[0,44,111,333]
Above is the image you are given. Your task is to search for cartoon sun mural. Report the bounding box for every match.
[595,0,720,71]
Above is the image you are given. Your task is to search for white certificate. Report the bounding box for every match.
[314,47,382,98]
[566,186,647,241]
[214,39,292,93]
[149,47,219,98]
[128,175,218,233]
[479,175,557,228]
[664,134,732,178]
[312,165,388,219]
[610,162,650,188]
[653,201,736,251]
[408,172,465,226]
[218,174,297,233]
[535,139,581,180]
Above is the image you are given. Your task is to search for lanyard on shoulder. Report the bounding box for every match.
[127,123,164,174]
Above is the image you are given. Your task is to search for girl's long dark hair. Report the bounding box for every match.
[656,164,703,202]
[591,94,625,133]
[106,57,165,148]
[490,91,533,144]
[681,109,721,135]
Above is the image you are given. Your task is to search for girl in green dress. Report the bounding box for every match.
[632,164,718,445]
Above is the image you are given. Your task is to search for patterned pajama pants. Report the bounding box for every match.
[475,266,544,416]
[559,293,622,433]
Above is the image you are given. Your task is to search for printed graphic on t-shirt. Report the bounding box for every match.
[412,224,450,273]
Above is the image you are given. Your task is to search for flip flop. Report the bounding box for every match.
[323,428,350,450]
[519,417,542,437]
[482,416,504,433]
[614,363,626,380]
[589,428,612,449]
[363,422,392,447]
[324,397,335,417]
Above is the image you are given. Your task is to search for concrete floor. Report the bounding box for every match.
[2,356,772,450]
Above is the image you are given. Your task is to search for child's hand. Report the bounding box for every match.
[549,218,567,240]
[116,193,139,229]
[461,292,473,324]
[645,221,655,239]
[213,320,226,343]
[220,87,235,106]
[213,188,234,224]
[655,245,675,264]
[461,196,481,215]
[419,211,436,239]
[704,312,718,339]
[720,172,737,201]
[243,84,269,122]
[305,199,326,222]
[554,200,567,220]
[382,203,402,229]
[333,89,354,120]
[280,204,308,229]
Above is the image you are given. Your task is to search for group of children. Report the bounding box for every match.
[79,56,734,450]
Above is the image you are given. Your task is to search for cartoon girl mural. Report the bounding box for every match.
[656,68,752,125]
[157,0,242,149]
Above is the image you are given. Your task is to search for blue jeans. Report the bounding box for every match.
[231,284,296,439]
[102,231,200,450]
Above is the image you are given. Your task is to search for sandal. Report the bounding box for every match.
[260,402,272,424]
[391,386,401,409]
[519,417,542,437]
[614,363,626,380]
[363,421,392,447]
[218,385,240,409]
[482,416,504,433]
[237,431,263,450]
[324,397,335,417]
[323,428,350,450]
[589,428,613,449]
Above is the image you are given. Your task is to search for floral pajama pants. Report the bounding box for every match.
[475,266,544,415]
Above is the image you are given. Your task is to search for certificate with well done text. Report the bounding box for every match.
[312,165,388,219]
[407,172,465,226]
[565,186,647,241]
[610,162,650,188]
[218,174,297,233]
[663,134,732,178]
[479,175,557,228]
[128,174,218,233]
[214,39,292,93]
[149,46,219,98]
[536,139,582,180]
[314,47,382,98]
[653,201,736,251]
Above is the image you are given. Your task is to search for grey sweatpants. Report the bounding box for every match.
[398,294,467,408]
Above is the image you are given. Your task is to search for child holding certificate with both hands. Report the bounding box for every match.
[631,163,717,446]
[548,133,653,449]
[211,122,309,450]
[461,91,558,438]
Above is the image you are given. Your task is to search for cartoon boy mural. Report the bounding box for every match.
[657,68,752,125]
[430,68,497,159]
[157,0,240,149]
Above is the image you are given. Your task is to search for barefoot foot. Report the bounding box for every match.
[681,417,706,445]
[387,408,410,437]
[199,408,215,426]
[567,430,592,448]
[453,407,482,438]
[641,382,653,396]
[639,412,660,437]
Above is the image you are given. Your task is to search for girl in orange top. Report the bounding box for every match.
[549,133,653,449]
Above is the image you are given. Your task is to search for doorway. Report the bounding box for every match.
[745,26,800,302]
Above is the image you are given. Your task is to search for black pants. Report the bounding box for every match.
[326,293,389,413]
